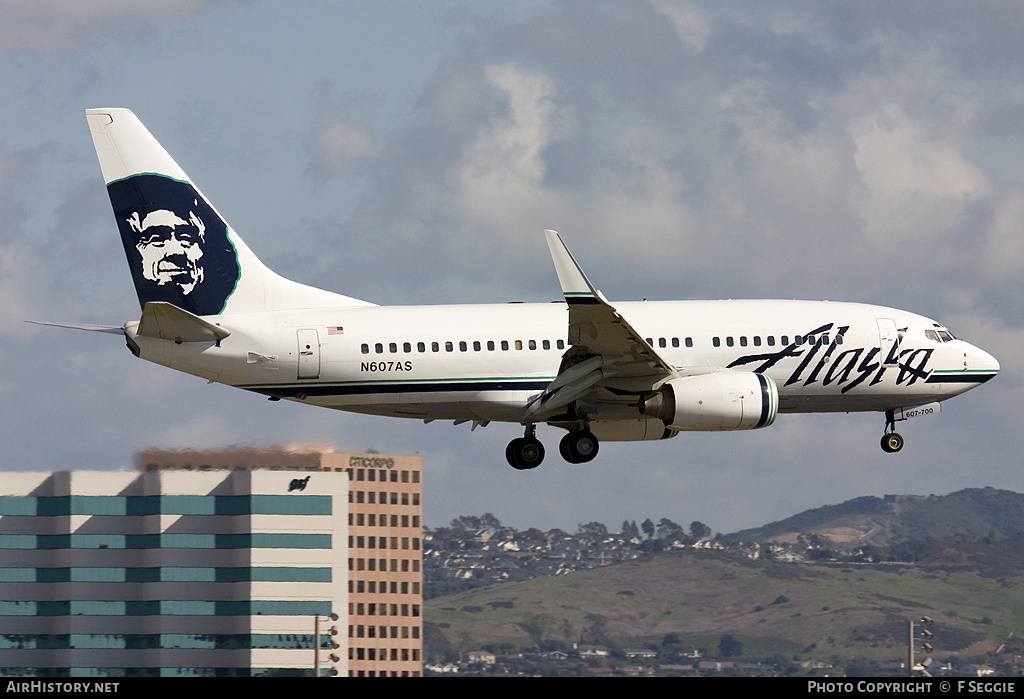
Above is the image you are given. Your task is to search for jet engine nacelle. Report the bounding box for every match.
[639,372,778,431]
[588,419,678,442]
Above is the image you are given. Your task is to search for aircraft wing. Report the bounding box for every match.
[525,231,680,417]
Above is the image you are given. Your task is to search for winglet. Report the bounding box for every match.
[544,230,603,305]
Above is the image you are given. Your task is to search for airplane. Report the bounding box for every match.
[57,108,999,470]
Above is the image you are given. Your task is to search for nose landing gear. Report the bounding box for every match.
[881,410,904,453]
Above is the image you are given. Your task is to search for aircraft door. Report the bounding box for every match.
[877,318,899,366]
[297,328,320,379]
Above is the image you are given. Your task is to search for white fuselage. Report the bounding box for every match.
[125,298,999,425]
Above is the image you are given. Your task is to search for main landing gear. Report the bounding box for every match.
[559,430,599,464]
[880,409,904,453]
[505,425,601,469]
[506,425,545,470]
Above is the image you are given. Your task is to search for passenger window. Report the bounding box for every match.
[431,342,439,352]
[473,341,481,351]
[403,342,411,353]
[672,338,679,348]
[542,340,550,350]
[767,336,775,346]
[753,336,761,347]
[659,338,666,348]
[781,336,788,345]
[487,340,495,351]
[557,340,565,349]
[459,341,467,352]
[529,340,536,350]
[739,336,747,347]
[515,340,523,350]
[389,342,397,353]
[417,342,425,353]
[646,338,653,347]
[685,337,693,348]
[501,340,509,351]
[375,343,383,354]
[726,337,734,347]
[445,341,453,352]
[713,337,721,347]
[361,344,369,354]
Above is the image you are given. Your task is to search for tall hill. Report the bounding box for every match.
[725,487,1024,546]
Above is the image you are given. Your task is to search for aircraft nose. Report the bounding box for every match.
[968,344,1000,378]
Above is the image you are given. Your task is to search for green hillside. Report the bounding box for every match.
[426,549,1024,665]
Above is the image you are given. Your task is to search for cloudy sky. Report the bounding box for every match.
[2,0,1021,535]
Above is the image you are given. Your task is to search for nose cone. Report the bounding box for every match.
[967,344,1000,383]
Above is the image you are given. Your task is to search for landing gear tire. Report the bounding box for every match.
[559,431,599,464]
[881,432,904,453]
[506,437,545,470]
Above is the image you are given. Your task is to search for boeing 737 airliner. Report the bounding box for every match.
[61,109,998,469]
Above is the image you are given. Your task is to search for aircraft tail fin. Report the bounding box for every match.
[86,108,373,316]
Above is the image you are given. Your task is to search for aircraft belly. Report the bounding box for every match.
[778,391,937,413]
[284,387,533,423]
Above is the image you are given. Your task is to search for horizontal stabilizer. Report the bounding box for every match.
[137,302,230,343]
[26,320,123,335]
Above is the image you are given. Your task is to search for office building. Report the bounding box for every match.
[139,448,423,677]
[0,469,347,677]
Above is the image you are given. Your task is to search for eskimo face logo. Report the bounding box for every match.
[127,206,206,294]
[108,174,240,316]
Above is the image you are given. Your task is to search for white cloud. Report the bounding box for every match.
[452,63,560,231]
[0,244,47,342]
[0,0,223,55]
[851,103,988,242]
[650,0,710,53]
[304,85,381,179]
[980,192,1024,282]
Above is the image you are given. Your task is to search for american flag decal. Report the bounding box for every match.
[328,326,344,335]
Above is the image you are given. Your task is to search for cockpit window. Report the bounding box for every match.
[925,328,956,343]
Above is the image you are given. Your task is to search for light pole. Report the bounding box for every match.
[908,616,934,677]
[315,612,340,677]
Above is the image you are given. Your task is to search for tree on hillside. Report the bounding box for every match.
[690,521,712,541]
[657,518,687,544]
[718,634,743,658]
[641,518,655,539]
[577,521,609,541]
